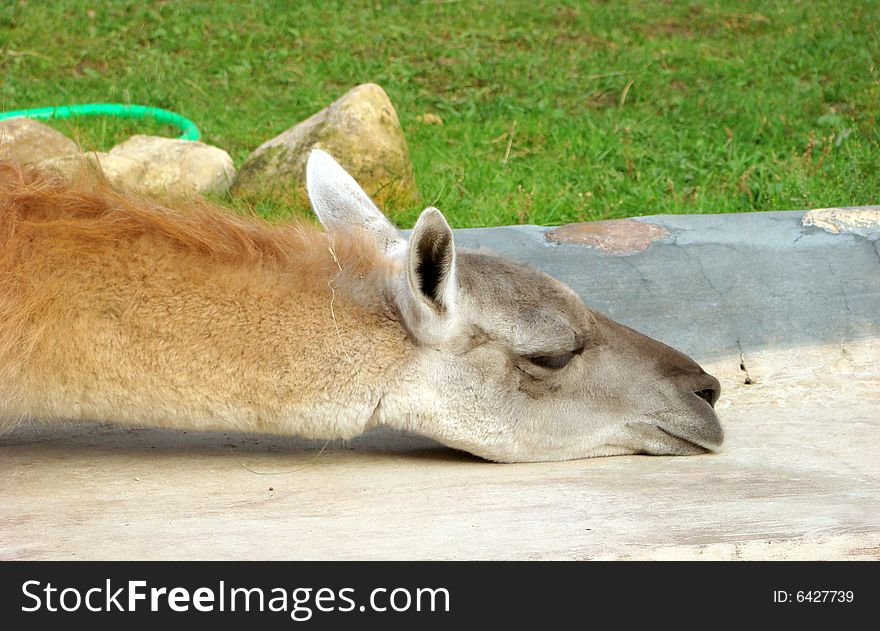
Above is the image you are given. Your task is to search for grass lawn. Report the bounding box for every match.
[1,0,878,228]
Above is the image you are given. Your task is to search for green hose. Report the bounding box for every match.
[0,103,200,141]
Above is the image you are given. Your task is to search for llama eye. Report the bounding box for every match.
[527,350,576,370]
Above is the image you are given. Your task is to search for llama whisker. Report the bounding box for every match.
[237,438,332,475]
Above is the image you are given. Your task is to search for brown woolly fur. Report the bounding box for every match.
[0,160,408,436]
[0,160,387,272]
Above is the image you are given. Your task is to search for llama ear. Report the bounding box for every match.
[396,207,458,344]
[306,149,403,254]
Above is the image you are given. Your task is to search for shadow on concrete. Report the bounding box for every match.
[1,423,481,464]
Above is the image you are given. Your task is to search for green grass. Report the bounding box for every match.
[2,0,879,227]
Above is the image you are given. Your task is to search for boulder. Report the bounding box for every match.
[0,118,79,165]
[231,83,418,208]
[38,135,235,197]
[109,135,235,196]
[39,152,145,190]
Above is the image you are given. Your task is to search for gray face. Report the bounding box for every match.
[306,149,722,463]
[418,249,723,462]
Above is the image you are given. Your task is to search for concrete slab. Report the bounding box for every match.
[1,210,878,560]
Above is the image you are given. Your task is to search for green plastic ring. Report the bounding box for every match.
[0,103,200,141]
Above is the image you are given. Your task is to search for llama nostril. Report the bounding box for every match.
[694,388,717,408]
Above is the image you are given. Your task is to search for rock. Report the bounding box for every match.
[0,118,79,165]
[39,136,235,197]
[39,152,146,191]
[231,83,419,208]
[109,135,235,196]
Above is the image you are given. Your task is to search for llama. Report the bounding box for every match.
[0,150,722,462]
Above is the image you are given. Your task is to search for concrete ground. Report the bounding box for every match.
[1,209,878,560]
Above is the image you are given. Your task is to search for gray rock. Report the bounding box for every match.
[0,118,79,165]
[231,83,419,208]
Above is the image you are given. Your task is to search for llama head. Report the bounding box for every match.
[306,149,723,463]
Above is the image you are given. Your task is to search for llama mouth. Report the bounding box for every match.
[649,398,723,451]
[656,427,713,453]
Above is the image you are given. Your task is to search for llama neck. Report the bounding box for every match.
[5,233,412,439]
